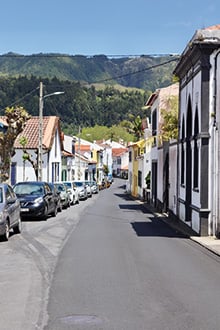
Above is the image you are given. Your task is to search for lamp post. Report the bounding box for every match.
[38,81,64,181]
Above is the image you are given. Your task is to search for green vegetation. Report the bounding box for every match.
[0,106,30,182]
[0,53,179,90]
[0,76,150,139]
[0,54,179,142]
[79,125,135,142]
[160,95,179,140]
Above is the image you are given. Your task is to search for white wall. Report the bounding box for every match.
[48,130,62,182]
[12,149,38,182]
[157,148,163,204]
[12,128,62,183]
[169,144,177,215]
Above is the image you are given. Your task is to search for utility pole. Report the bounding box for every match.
[38,82,43,181]
[38,82,64,181]
[78,126,81,180]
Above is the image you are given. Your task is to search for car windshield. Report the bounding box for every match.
[0,187,3,203]
[74,182,83,187]
[14,183,44,195]
[55,184,65,192]
[63,182,71,188]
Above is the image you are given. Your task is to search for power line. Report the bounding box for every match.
[86,57,180,85]
[0,56,180,110]
[0,86,39,111]
[0,53,180,58]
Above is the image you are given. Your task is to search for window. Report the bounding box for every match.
[152,109,157,145]
[117,157,121,165]
[193,108,199,189]
[138,171,142,187]
[152,110,157,136]
[52,162,60,182]
[181,115,185,185]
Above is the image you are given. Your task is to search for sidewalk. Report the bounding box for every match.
[142,201,220,257]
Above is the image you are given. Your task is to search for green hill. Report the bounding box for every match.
[0,53,180,137]
[0,53,179,91]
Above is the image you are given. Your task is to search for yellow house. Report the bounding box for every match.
[130,139,146,198]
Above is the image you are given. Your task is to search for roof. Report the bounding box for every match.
[63,150,74,157]
[146,83,179,109]
[14,116,63,150]
[77,145,91,152]
[145,91,159,107]
[174,24,220,76]
[112,148,128,157]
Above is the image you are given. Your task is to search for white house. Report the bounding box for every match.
[173,24,220,236]
[146,83,179,211]
[12,116,63,184]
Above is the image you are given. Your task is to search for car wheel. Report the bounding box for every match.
[51,204,58,217]
[58,202,62,212]
[3,220,10,241]
[42,206,48,220]
[13,217,22,234]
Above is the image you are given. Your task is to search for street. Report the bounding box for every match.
[45,179,220,330]
[1,179,220,330]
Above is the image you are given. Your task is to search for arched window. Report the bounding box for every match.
[193,108,199,189]
[181,115,185,185]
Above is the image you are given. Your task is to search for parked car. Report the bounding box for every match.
[13,181,58,220]
[54,182,70,209]
[84,180,92,197]
[90,181,99,194]
[48,182,62,212]
[63,181,79,205]
[73,181,88,200]
[0,183,22,241]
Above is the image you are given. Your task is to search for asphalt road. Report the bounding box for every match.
[0,189,94,330]
[43,179,220,330]
[1,180,220,330]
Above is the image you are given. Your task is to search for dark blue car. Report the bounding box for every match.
[13,181,57,220]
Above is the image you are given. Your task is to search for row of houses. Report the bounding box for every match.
[128,24,220,238]
[2,24,220,238]
[0,115,129,186]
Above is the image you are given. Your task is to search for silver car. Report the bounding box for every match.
[90,181,99,194]
[0,183,22,241]
[73,181,88,200]
[54,182,71,209]
[63,181,79,205]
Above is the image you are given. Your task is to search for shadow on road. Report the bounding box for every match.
[130,218,187,238]
[115,193,188,239]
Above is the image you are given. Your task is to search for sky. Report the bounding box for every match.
[1,0,220,57]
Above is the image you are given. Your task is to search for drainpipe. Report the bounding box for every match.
[211,49,220,236]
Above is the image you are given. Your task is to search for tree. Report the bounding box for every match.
[19,136,39,180]
[121,114,144,142]
[0,106,31,182]
[160,95,178,141]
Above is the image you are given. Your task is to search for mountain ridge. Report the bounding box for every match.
[0,53,179,91]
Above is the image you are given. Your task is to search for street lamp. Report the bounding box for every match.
[38,81,64,181]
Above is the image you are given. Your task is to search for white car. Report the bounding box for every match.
[73,181,88,200]
[62,181,79,205]
[84,181,92,197]
[90,181,99,194]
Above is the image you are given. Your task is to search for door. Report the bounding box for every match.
[152,161,158,208]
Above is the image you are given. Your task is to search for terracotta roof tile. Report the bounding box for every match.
[205,24,220,31]
[14,116,62,150]
[112,148,128,157]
